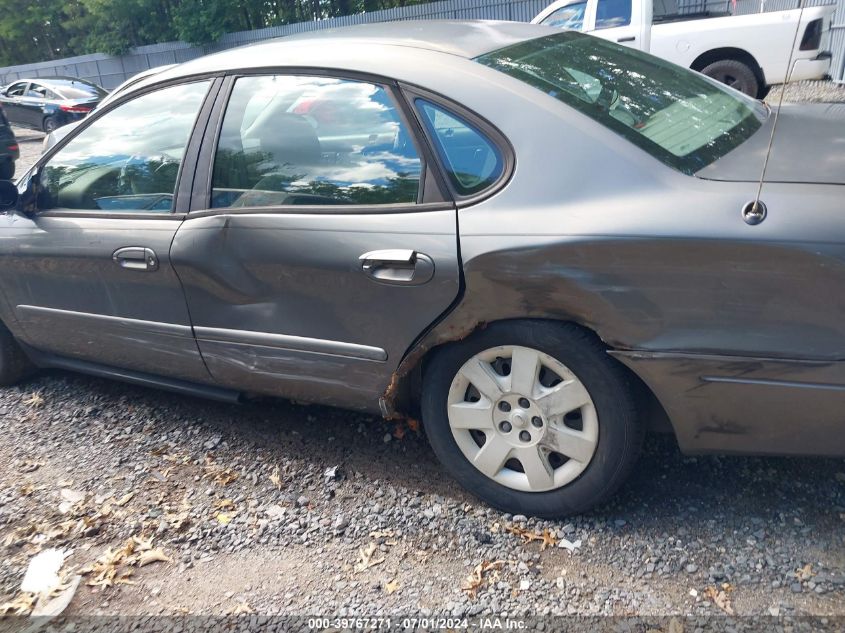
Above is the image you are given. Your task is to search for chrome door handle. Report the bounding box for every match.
[113,246,158,272]
[359,249,435,285]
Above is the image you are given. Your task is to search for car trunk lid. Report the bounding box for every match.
[696,103,845,185]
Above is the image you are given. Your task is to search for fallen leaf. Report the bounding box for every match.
[462,560,505,599]
[115,492,135,507]
[23,392,44,408]
[137,549,170,567]
[215,512,232,525]
[269,466,283,490]
[355,542,385,572]
[703,585,734,615]
[0,593,36,616]
[225,601,254,615]
[795,563,815,581]
[384,579,400,594]
[505,525,558,550]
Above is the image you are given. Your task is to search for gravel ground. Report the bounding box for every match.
[0,373,843,620]
[0,80,843,623]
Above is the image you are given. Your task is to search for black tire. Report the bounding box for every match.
[700,59,760,98]
[421,320,643,518]
[0,321,34,386]
[43,116,59,134]
[0,160,13,180]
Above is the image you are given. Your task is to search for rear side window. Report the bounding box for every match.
[211,75,422,208]
[540,2,588,30]
[415,100,503,197]
[595,0,632,28]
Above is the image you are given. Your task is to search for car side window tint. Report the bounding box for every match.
[27,85,47,98]
[7,82,27,97]
[415,99,503,197]
[595,0,632,29]
[39,81,210,214]
[541,2,588,30]
[211,75,422,208]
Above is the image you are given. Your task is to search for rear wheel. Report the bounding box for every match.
[700,59,760,98]
[421,321,642,518]
[0,321,33,386]
[42,116,59,134]
[0,159,13,180]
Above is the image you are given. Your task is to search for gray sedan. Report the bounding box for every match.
[0,21,841,518]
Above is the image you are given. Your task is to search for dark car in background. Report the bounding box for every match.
[0,77,106,133]
[0,107,18,179]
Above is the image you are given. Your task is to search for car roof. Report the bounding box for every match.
[24,76,100,86]
[154,20,554,81]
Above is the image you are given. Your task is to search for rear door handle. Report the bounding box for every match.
[113,246,158,272]
[617,36,636,42]
[359,249,435,285]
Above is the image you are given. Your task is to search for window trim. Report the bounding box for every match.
[400,84,515,209]
[31,75,223,220]
[189,67,451,216]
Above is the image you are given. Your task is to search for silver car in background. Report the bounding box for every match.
[42,65,177,153]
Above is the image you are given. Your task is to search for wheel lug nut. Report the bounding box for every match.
[518,397,530,408]
[519,430,531,442]
[498,401,511,412]
[500,421,512,433]
[531,416,543,428]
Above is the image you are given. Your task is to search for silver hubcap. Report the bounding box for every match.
[447,345,599,492]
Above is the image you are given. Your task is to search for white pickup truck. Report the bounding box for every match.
[532,0,835,97]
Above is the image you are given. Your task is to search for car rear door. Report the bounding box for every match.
[170,73,461,412]
[0,78,221,382]
[19,82,49,129]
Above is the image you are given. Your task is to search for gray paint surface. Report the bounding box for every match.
[1,22,843,459]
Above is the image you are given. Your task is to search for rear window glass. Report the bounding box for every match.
[416,100,504,196]
[475,32,767,174]
[46,79,107,100]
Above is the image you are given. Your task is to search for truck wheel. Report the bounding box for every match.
[700,59,759,98]
[421,320,643,518]
[0,321,33,386]
[0,160,13,180]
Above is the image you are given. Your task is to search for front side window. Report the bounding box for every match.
[476,33,767,174]
[6,82,27,97]
[540,2,588,30]
[595,0,632,29]
[211,75,422,208]
[39,81,210,213]
[416,100,503,196]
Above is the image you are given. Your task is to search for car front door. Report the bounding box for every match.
[1,82,29,126]
[0,78,220,382]
[170,73,461,412]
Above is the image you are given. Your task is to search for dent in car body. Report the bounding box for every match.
[169,209,460,411]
